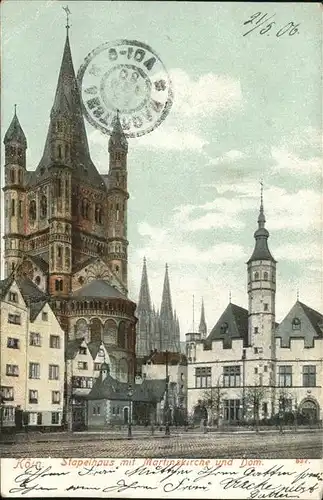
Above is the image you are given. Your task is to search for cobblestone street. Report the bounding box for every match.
[1,430,321,459]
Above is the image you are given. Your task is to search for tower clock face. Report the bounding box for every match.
[77,39,173,138]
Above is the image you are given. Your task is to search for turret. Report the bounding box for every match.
[247,183,276,357]
[198,298,207,339]
[136,257,154,357]
[3,106,27,276]
[107,112,129,288]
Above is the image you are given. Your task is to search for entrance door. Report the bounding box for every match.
[300,400,318,422]
[123,407,129,424]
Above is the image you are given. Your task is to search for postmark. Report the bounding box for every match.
[77,39,173,137]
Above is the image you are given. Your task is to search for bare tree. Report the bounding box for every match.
[199,386,226,427]
[243,386,268,432]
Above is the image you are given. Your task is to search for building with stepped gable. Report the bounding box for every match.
[186,190,323,426]
[136,259,181,358]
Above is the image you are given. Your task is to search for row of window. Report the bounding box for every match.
[8,311,48,325]
[194,365,317,388]
[72,376,93,389]
[27,363,60,380]
[2,409,60,425]
[7,334,60,349]
[1,386,61,403]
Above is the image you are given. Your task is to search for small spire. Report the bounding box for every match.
[198,298,207,338]
[258,179,266,229]
[14,104,17,115]
[229,290,232,303]
[62,5,71,35]
[297,288,300,301]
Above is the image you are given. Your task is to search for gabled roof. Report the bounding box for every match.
[206,303,249,347]
[142,350,187,365]
[30,300,47,322]
[66,338,85,360]
[72,256,97,274]
[87,372,166,403]
[0,277,13,299]
[15,276,49,304]
[71,279,127,300]
[28,254,49,273]
[87,341,103,360]
[298,301,323,337]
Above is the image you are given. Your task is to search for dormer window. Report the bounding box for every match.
[220,322,229,334]
[292,318,301,330]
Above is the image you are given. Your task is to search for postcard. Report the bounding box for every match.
[0,1,322,498]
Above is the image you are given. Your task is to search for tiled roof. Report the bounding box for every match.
[66,339,84,360]
[87,373,166,403]
[28,254,49,273]
[15,276,49,304]
[30,300,47,322]
[87,341,102,360]
[72,257,97,274]
[142,350,187,365]
[206,303,249,347]
[71,279,126,299]
[299,301,323,337]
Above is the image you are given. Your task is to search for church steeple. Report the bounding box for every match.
[198,298,207,338]
[108,111,128,154]
[4,105,27,151]
[137,257,152,312]
[29,26,104,189]
[247,182,276,264]
[160,263,173,320]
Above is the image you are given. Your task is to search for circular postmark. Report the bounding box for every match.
[77,40,173,138]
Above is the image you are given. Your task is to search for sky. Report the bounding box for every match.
[1,1,322,338]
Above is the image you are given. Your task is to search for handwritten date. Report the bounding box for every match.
[243,12,300,38]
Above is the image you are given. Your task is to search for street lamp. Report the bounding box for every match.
[165,350,170,436]
[127,384,133,438]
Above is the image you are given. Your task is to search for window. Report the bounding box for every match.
[223,366,241,387]
[49,365,59,380]
[195,367,211,388]
[181,373,184,381]
[29,363,40,379]
[10,169,15,183]
[19,200,23,218]
[81,198,89,219]
[264,303,269,311]
[29,390,38,404]
[11,199,15,216]
[54,178,62,197]
[55,279,63,292]
[278,365,292,387]
[51,412,60,425]
[254,271,259,280]
[254,327,259,334]
[279,397,292,412]
[35,276,41,285]
[254,367,258,374]
[79,347,87,355]
[264,365,268,372]
[52,391,60,404]
[95,204,102,223]
[93,405,101,415]
[8,313,21,325]
[9,292,18,303]
[292,318,301,330]
[263,272,268,280]
[6,364,19,376]
[262,402,268,416]
[50,335,60,349]
[40,195,47,219]
[30,332,41,347]
[94,363,101,371]
[1,386,14,401]
[223,399,241,422]
[7,337,19,349]
[72,376,93,389]
[303,365,316,387]
[254,347,258,354]
[58,145,62,158]
[29,200,36,221]
[220,322,229,334]
[42,312,48,321]
[77,361,88,370]
[3,407,15,423]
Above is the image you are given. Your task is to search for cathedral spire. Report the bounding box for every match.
[137,257,152,312]
[198,298,207,338]
[247,182,276,263]
[160,263,173,319]
[108,110,128,153]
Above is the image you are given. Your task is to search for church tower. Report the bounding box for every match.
[159,264,180,352]
[3,107,27,277]
[247,185,276,358]
[198,298,207,339]
[107,113,129,289]
[136,257,154,357]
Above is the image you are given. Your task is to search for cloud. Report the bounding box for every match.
[271,147,321,175]
[131,125,208,151]
[275,242,321,262]
[209,149,245,165]
[170,69,243,118]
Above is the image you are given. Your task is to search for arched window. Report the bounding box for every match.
[254,271,259,281]
[263,271,269,280]
[11,199,15,217]
[35,276,41,285]
[65,247,70,268]
[29,200,36,221]
[58,145,62,159]
[40,195,47,219]
[95,204,102,223]
[220,322,229,334]
[10,169,15,184]
[54,178,62,197]
[65,144,69,159]
[55,279,63,292]
[81,198,89,219]
[117,321,126,349]
[90,318,102,342]
[18,170,22,184]
[57,245,63,267]
[19,201,23,218]
[74,319,88,339]
[127,324,133,350]
[292,318,301,330]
